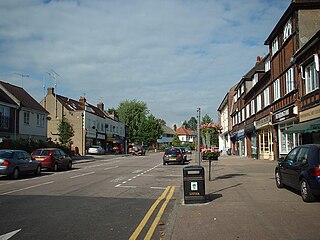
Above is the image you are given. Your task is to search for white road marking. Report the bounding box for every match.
[116,185,137,188]
[70,172,95,179]
[104,166,119,171]
[150,187,167,190]
[0,181,54,196]
[0,229,21,240]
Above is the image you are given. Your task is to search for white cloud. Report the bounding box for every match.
[0,0,289,127]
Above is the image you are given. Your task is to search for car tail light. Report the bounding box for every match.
[312,166,320,177]
[178,154,182,157]
[1,160,9,166]
[164,154,168,157]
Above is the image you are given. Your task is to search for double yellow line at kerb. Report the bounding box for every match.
[130,186,175,240]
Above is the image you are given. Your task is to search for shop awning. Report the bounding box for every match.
[284,118,320,134]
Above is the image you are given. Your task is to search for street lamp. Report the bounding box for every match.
[197,108,201,165]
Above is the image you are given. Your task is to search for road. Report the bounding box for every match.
[0,152,181,240]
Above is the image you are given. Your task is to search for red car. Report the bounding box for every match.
[31,148,73,171]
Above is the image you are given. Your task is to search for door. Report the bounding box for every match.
[280,147,300,187]
[291,147,309,189]
[15,151,29,173]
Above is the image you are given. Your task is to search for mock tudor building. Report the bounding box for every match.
[41,88,126,155]
[0,81,48,142]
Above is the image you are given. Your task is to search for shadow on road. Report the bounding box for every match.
[213,173,246,180]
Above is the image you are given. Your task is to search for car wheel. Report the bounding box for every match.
[53,163,58,172]
[275,169,284,188]
[300,179,316,202]
[163,161,166,165]
[67,161,72,170]
[12,168,19,180]
[34,165,41,176]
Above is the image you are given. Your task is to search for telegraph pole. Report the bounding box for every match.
[197,107,201,165]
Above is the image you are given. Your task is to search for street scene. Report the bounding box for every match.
[1,0,320,239]
[1,152,319,240]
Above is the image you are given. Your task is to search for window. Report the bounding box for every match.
[273,79,280,101]
[0,106,10,129]
[256,95,262,112]
[24,111,30,125]
[286,67,294,93]
[241,84,244,94]
[251,100,255,115]
[283,19,292,42]
[279,123,300,154]
[263,87,270,107]
[238,112,241,123]
[265,59,270,72]
[252,73,258,86]
[241,108,245,122]
[272,37,279,56]
[246,104,250,118]
[36,114,45,127]
[305,62,319,94]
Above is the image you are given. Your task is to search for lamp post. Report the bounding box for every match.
[197,108,201,166]
[81,112,84,155]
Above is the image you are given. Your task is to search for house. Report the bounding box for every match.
[157,125,176,148]
[41,88,126,155]
[176,127,196,145]
[0,81,48,142]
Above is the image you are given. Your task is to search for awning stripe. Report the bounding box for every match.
[284,118,320,134]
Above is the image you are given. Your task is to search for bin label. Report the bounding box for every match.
[191,182,198,191]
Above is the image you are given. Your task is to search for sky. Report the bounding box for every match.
[0,0,289,127]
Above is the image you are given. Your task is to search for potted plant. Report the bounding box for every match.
[202,149,220,160]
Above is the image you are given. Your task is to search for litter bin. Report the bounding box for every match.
[183,165,206,204]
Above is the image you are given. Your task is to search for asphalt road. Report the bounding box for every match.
[0,152,182,240]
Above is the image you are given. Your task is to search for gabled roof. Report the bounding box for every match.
[162,125,176,135]
[176,127,196,136]
[0,89,18,106]
[0,81,48,113]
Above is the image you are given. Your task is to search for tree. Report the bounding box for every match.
[138,114,163,147]
[182,120,189,129]
[202,114,213,124]
[58,117,74,147]
[172,134,181,146]
[117,99,149,143]
[187,117,197,130]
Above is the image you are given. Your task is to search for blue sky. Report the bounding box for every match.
[0,0,289,127]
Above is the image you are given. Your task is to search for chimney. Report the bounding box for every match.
[47,87,54,95]
[79,96,86,104]
[257,56,262,63]
[97,102,104,111]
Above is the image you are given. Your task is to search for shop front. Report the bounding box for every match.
[255,116,273,160]
[245,123,257,159]
[272,105,299,158]
[237,129,246,157]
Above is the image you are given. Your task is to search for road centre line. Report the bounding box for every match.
[129,186,172,240]
[70,172,95,179]
[0,181,54,196]
[104,166,119,171]
[116,185,136,188]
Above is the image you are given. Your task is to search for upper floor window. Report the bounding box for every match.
[286,67,294,93]
[241,108,245,122]
[283,19,292,42]
[265,59,270,72]
[36,114,45,127]
[246,104,250,118]
[24,111,30,125]
[272,37,279,56]
[240,84,244,94]
[252,73,258,86]
[251,100,255,115]
[273,78,280,101]
[263,87,270,107]
[305,62,319,94]
[256,95,262,112]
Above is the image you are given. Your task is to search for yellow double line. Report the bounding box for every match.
[130,186,175,240]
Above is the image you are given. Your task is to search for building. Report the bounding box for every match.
[0,81,48,142]
[265,0,320,159]
[218,92,231,154]
[157,125,176,148]
[41,88,126,155]
[176,127,196,145]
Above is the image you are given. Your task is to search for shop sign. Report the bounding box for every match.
[300,105,320,122]
[244,123,255,134]
[237,129,245,139]
[255,116,270,129]
[273,106,295,123]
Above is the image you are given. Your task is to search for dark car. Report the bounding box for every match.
[163,147,184,165]
[275,144,320,202]
[31,148,73,171]
[175,147,187,163]
[132,145,146,156]
[0,150,41,179]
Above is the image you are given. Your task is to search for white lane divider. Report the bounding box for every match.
[104,166,119,171]
[70,172,95,179]
[0,181,54,196]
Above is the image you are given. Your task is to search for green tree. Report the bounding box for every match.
[187,117,197,130]
[138,114,163,147]
[117,99,149,143]
[172,134,181,147]
[182,120,189,129]
[202,114,213,124]
[58,117,74,147]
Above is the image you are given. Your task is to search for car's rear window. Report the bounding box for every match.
[165,149,180,155]
[33,150,51,156]
[0,151,13,158]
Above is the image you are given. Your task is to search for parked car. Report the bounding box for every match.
[132,145,146,156]
[275,144,320,202]
[31,148,73,171]
[185,147,192,154]
[163,147,184,165]
[88,145,105,155]
[175,147,187,163]
[0,150,41,179]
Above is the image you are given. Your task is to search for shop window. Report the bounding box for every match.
[279,123,300,154]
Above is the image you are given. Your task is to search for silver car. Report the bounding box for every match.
[0,150,41,179]
[88,145,105,155]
